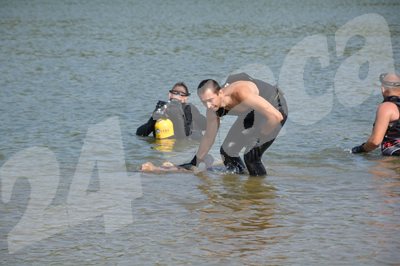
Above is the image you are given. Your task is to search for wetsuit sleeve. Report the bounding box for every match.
[135,100,167,137]
[136,117,156,136]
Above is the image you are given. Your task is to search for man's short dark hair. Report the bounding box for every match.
[197,79,221,94]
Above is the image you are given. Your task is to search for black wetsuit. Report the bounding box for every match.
[136,100,206,139]
[217,72,288,176]
[381,96,400,156]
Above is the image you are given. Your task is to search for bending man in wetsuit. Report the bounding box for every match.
[136,82,206,139]
[180,72,288,176]
[352,73,400,155]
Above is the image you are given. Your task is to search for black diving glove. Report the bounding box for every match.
[351,143,366,154]
[178,155,198,170]
[152,100,168,120]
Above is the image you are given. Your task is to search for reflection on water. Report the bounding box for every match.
[370,157,400,206]
[195,174,287,263]
[366,157,400,264]
[372,156,400,176]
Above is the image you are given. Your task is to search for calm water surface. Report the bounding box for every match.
[1,0,400,265]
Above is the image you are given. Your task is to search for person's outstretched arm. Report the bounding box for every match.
[136,117,156,136]
[179,109,219,169]
[240,91,284,143]
[197,109,219,159]
[352,102,397,153]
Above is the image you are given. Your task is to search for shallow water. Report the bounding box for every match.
[1,0,400,265]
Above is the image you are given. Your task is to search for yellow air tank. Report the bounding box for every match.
[155,118,174,139]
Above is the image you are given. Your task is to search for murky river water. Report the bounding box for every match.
[1,0,400,265]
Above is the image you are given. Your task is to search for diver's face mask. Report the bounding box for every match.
[380,73,400,88]
[169,90,190,97]
[169,89,190,103]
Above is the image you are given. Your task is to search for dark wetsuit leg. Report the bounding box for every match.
[220,146,246,174]
[244,139,274,176]
[220,111,254,174]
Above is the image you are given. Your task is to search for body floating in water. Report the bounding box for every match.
[140,161,187,172]
[140,154,215,173]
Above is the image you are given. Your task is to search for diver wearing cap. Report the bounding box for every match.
[352,72,400,155]
[136,82,206,140]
